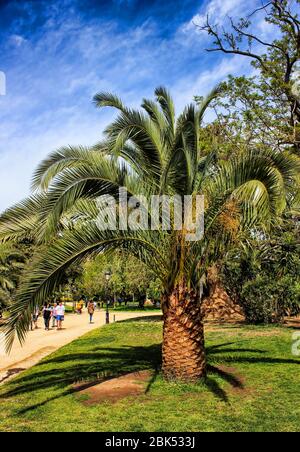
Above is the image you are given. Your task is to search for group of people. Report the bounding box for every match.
[31,300,96,332]
[31,302,65,331]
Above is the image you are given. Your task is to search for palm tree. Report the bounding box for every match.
[0,243,24,318]
[0,243,24,291]
[0,87,299,381]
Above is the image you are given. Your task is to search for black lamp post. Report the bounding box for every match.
[105,270,112,324]
[71,283,77,313]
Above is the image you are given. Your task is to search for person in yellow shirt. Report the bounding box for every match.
[76,301,83,314]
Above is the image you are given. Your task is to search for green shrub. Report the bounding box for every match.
[221,227,300,324]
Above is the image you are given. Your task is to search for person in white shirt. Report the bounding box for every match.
[52,303,58,328]
[56,302,65,330]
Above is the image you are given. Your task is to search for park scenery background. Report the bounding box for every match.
[0,0,300,433]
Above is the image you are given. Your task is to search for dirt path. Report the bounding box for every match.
[0,310,161,384]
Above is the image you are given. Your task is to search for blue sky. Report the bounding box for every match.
[0,0,272,211]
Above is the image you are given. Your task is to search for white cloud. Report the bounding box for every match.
[182,0,247,33]
[0,111,110,211]
[172,54,250,113]
[10,34,27,47]
[0,1,259,212]
[179,0,278,44]
[0,14,157,211]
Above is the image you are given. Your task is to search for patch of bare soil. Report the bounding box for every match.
[208,365,255,400]
[74,370,153,405]
[216,365,248,394]
[204,320,298,336]
[210,329,283,338]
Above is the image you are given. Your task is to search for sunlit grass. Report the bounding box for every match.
[0,317,299,432]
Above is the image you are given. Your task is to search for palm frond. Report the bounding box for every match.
[2,85,299,351]
[31,145,106,191]
[93,92,127,113]
[36,155,132,240]
[195,84,222,123]
[0,194,46,242]
[154,86,175,135]
[3,223,168,351]
[104,108,163,181]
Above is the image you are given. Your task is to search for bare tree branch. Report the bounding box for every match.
[228,17,286,54]
[247,2,273,18]
[199,17,270,72]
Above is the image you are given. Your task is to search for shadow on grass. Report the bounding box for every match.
[1,344,162,415]
[1,338,299,414]
[118,315,163,323]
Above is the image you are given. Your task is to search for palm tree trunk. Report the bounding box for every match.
[162,284,206,382]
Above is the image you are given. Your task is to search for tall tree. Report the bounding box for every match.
[199,0,300,151]
[0,87,299,381]
[78,251,160,302]
[220,217,300,323]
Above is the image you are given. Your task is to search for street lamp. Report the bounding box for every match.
[105,270,112,324]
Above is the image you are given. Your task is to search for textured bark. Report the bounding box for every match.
[201,266,245,322]
[162,285,206,382]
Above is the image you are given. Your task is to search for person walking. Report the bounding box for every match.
[87,300,95,324]
[76,301,82,314]
[42,303,52,331]
[56,301,65,330]
[52,302,58,328]
[31,305,40,330]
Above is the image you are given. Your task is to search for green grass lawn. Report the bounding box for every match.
[0,316,299,432]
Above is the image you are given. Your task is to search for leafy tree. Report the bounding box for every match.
[221,218,300,323]
[199,0,300,153]
[78,251,160,303]
[0,87,299,381]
